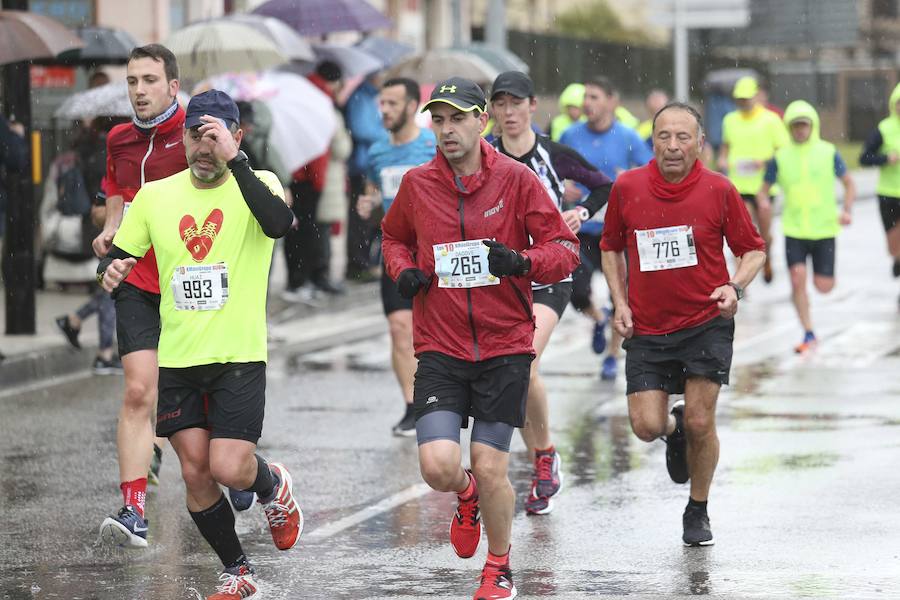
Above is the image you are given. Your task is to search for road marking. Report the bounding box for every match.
[306,483,432,540]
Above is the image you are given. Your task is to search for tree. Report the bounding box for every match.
[553,0,656,45]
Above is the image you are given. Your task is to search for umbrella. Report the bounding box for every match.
[384,49,501,86]
[452,43,530,75]
[55,81,133,120]
[220,13,315,63]
[313,43,383,78]
[355,36,414,68]
[165,20,289,83]
[0,10,83,65]
[252,0,391,37]
[56,26,140,65]
[208,70,336,172]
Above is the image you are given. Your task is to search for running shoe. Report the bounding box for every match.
[92,355,123,375]
[794,331,817,354]
[525,449,563,515]
[391,405,417,437]
[99,505,148,548]
[600,355,618,380]
[893,259,900,278]
[54,315,81,349]
[229,487,257,512]
[762,256,773,283]
[474,561,517,599]
[665,401,689,484]
[207,563,258,600]
[261,463,303,550]
[450,470,481,558]
[682,504,714,547]
[148,444,162,486]
[591,309,609,354]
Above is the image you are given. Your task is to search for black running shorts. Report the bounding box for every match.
[380,269,412,316]
[413,352,532,428]
[623,316,735,395]
[532,282,573,320]
[157,361,267,443]
[784,236,835,277]
[113,282,161,357]
[879,195,900,232]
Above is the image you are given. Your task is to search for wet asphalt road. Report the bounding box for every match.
[2,198,900,600]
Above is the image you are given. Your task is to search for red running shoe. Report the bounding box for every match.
[207,563,258,599]
[450,470,481,558]
[261,462,303,550]
[525,448,563,515]
[473,561,517,599]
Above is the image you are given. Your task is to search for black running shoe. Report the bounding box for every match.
[55,315,81,349]
[665,401,689,484]
[893,259,900,278]
[682,505,714,546]
[391,406,416,437]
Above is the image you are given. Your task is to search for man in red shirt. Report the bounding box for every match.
[600,102,765,547]
[382,78,579,600]
[93,45,189,548]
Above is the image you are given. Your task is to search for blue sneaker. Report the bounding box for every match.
[229,487,257,512]
[601,355,618,380]
[591,308,612,354]
[99,505,148,548]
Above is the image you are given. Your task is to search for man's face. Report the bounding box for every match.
[380,85,414,133]
[652,108,703,181]
[126,57,178,121]
[490,93,535,138]
[183,122,242,184]
[646,92,669,119]
[790,120,812,143]
[429,103,487,162]
[735,97,756,112]
[566,105,582,121]
[583,84,613,123]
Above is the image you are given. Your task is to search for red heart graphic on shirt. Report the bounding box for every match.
[179,209,223,262]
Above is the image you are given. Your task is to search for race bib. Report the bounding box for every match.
[433,239,500,289]
[171,262,229,311]
[380,165,414,199]
[734,159,760,177]
[635,225,698,272]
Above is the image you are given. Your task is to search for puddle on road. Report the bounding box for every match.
[734,452,840,474]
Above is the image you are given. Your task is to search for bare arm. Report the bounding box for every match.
[716,143,729,173]
[839,173,856,225]
[92,194,124,257]
[600,249,633,338]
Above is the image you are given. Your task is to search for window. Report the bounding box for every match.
[873,0,898,19]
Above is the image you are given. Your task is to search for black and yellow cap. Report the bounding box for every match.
[421,77,487,114]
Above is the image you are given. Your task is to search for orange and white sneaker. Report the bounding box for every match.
[794,332,817,354]
[207,564,258,600]
[261,462,303,550]
[474,559,517,599]
[450,470,481,558]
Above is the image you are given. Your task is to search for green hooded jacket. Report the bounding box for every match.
[550,83,586,141]
[773,100,840,240]
[876,82,900,197]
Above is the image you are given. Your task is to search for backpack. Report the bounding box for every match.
[56,158,91,217]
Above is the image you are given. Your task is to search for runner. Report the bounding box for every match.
[93,44,187,545]
[759,100,855,352]
[356,77,436,436]
[560,75,653,381]
[382,78,579,599]
[859,82,900,299]
[600,102,766,546]
[717,76,788,284]
[489,71,611,515]
[98,90,300,599]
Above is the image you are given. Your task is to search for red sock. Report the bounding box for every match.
[458,472,476,500]
[121,478,148,517]
[487,546,510,567]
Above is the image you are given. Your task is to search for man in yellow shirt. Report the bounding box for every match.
[99,90,299,600]
[717,76,789,282]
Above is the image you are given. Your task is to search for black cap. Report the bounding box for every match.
[421,77,487,114]
[490,71,534,101]
[185,89,240,130]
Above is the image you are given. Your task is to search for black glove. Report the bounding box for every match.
[397,268,431,299]
[484,240,529,277]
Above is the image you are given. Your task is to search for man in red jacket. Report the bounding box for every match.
[382,78,579,600]
[600,102,766,547]
[92,44,189,548]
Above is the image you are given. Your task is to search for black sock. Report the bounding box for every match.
[687,497,708,511]
[153,444,162,460]
[248,454,277,501]
[189,494,246,569]
[403,403,415,417]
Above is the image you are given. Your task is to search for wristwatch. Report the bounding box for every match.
[227,150,249,170]
[575,206,590,222]
[726,281,744,301]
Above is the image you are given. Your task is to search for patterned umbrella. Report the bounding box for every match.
[55,81,133,120]
[252,0,391,36]
[0,10,83,66]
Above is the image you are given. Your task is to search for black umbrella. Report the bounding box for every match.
[56,26,140,66]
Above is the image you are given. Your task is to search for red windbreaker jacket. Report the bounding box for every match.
[106,106,187,294]
[382,139,580,362]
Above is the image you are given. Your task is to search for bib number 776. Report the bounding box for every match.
[635,225,698,272]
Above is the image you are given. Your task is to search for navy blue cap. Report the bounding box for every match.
[185,89,240,130]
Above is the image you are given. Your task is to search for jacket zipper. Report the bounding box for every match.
[458,195,480,361]
[139,129,157,187]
